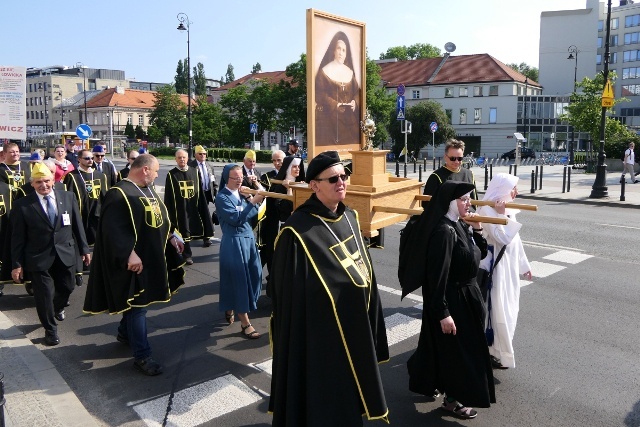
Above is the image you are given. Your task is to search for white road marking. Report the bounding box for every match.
[529,261,566,278]
[132,374,261,427]
[384,313,423,346]
[595,223,640,230]
[520,280,533,287]
[543,250,593,264]
[523,241,586,251]
[251,359,272,376]
[377,284,423,303]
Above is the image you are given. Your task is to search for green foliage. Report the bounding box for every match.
[124,122,135,139]
[507,63,539,82]
[273,54,307,138]
[175,59,188,94]
[192,96,225,146]
[149,85,187,144]
[193,63,207,97]
[365,54,395,147]
[387,101,456,156]
[251,62,262,74]
[379,43,441,61]
[209,148,273,162]
[561,72,638,157]
[225,64,235,83]
[219,85,255,147]
[134,125,145,140]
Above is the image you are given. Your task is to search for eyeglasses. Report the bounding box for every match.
[81,157,92,160]
[448,156,464,162]
[94,154,105,158]
[196,153,206,155]
[459,196,471,203]
[315,174,348,184]
[129,157,138,160]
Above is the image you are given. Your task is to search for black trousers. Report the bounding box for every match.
[29,255,75,334]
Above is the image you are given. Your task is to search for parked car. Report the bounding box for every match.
[500,147,536,160]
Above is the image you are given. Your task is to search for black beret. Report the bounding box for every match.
[305,151,342,183]
[288,139,300,147]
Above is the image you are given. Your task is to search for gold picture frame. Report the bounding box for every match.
[306,9,366,161]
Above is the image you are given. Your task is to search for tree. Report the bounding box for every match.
[219,85,254,147]
[124,123,135,139]
[387,101,456,157]
[379,43,441,61]
[561,72,638,157]
[134,125,145,140]
[251,62,262,74]
[192,96,225,146]
[225,64,235,83]
[507,63,539,83]
[175,59,188,94]
[273,54,307,138]
[193,62,207,97]
[148,85,187,144]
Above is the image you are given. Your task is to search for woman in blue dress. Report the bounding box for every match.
[215,164,265,338]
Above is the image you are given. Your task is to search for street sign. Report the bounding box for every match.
[602,80,614,107]
[396,95,405,120]
[430,121,438,133]
[249,123,258,134]
[397,84,405,96]
[76,124,92,140]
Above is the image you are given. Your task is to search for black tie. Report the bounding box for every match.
[44,195,56,226]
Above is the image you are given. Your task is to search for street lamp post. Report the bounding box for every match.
[177,13,193,160]
[567,45,580,165]
[42,82,49,134]
[590,0,612,199]
[55,90,65,133]
[76,62,88,124]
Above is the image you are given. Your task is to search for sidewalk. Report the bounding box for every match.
[1,157,638,427]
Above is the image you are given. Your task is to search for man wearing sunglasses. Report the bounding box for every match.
[422,138,477,209]
[92,145,118,187]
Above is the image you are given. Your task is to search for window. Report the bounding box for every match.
[459,108,467,125]
[623,67,640,79]
[489,85,498,96]
[611,52,618,64]
[77,83,83,92]
[281,134,288,144]
[599,20,604,31]
[139,115,144,126]
[459,87,468,97]
[597,54,602,65]
[625,32,640,45]
[269,134,277,144]
[93,113,98,125]
[28,84,32,92]
[473,86,483,96]
[623,50,640,62]
[445,87,453,97]
[445,109,452,123]
[598,37,603,48]
[489,108,497,124]
[612,17,619,30]
[474,108,482,124]
[127,114,133,125]
[626,15,640,28]
[623,84,640,95]
[411,90,421,99]
[611,35,619,46]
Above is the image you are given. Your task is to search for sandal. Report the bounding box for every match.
[225,310,234,325]
[241,323,260,339]
[441,398,477,419]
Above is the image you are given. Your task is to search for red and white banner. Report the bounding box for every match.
[0,66,26,140]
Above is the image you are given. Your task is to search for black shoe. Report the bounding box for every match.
[184,257,194,265]
[134,357,163,376]
[44,332,60,346]
[54,310,65,322]
[25,282,34,296]
[76,275,84,287]
[65,300,70,307]
[634,180,640,184]
[491,355,508,370]
[116,334,129,345]
[203,239,211,247]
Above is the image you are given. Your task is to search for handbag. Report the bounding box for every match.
[477,244,507,345]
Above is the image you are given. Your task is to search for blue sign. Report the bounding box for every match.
[396,96,405,121]
[397,84,405,96]
[249,123,258,134]
[76,124,92,139]
[430,121,438,133]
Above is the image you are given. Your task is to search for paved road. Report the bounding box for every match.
[1,158,639,426]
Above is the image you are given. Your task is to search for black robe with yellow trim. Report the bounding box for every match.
[83,180,184,314]
[422,166,476,209]
[164,166,213,241]
[268,194,389,426]
[64,169,108,246]
[0,161,31,193]
[0,181,13,284]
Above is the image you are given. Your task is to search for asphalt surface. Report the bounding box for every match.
[1,155,639,426]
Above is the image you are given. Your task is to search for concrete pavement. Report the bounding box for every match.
[0,157,637,427]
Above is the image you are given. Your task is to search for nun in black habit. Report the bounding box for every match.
[404,181,495,419]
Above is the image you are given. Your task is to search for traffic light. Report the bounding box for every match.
[289,126,295,136]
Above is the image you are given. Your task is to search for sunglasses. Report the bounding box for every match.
[196,152,206,155]
[315,174,348,184]
[94,154,105,158]
[81,157,93,160]
[448,156,464,162]
[129,157,138,160]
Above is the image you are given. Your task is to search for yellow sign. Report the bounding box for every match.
[602,80,614,107]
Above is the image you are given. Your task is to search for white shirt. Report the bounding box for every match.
[38,192,57,216]
[625,148,635,165]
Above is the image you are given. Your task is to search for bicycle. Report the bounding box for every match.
[462,152,486,168]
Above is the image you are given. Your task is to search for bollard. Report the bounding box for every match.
[432,157,436,171]
[418,165,422,182]
[621,179,626,201]
[395,161,399,177]
[423,158,427,170]
[562,166,567,193]
[403,163,407,178]
[438,157,441,168]
[530,170,535,193]
[509,164,513,175]
[413,160,417,174]
[539,165,543,190]
[567,166,571,192]
[534,165,539,190]
[489,163,493,181]
[484,164,489,191]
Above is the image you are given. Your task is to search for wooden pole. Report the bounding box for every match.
[372,205,508,224]
[240,188,294,201]
[414,195,538,211]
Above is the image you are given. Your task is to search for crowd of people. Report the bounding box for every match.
[0,138,534,424]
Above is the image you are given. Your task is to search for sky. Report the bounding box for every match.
[3,0,588,84]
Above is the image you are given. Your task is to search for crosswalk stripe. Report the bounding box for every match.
[529,260,566,278]
[384,313,423,346]
[543,250,593,264]
[131,374,261,427]
[377,284,423,303]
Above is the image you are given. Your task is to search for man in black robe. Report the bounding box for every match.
[83,154,185,375]
[0,142,31,193]
[258,149,285,281]
[269,151,389,426]
[92,145,118,187]
[422,138,477,209]
[64,149,108,246]
[164,149,214,265]
[0,180,13,296]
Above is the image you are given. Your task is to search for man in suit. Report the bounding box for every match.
[242,150,263,190]
[11,163,91,346]
[188,145,218,246]
[92,145,118,188]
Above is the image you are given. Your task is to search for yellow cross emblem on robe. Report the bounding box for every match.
[140,197,163,228]
[0,195,6,216]
[87,179,102,200]
[329,238,371,288]
[179,180,195,199]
